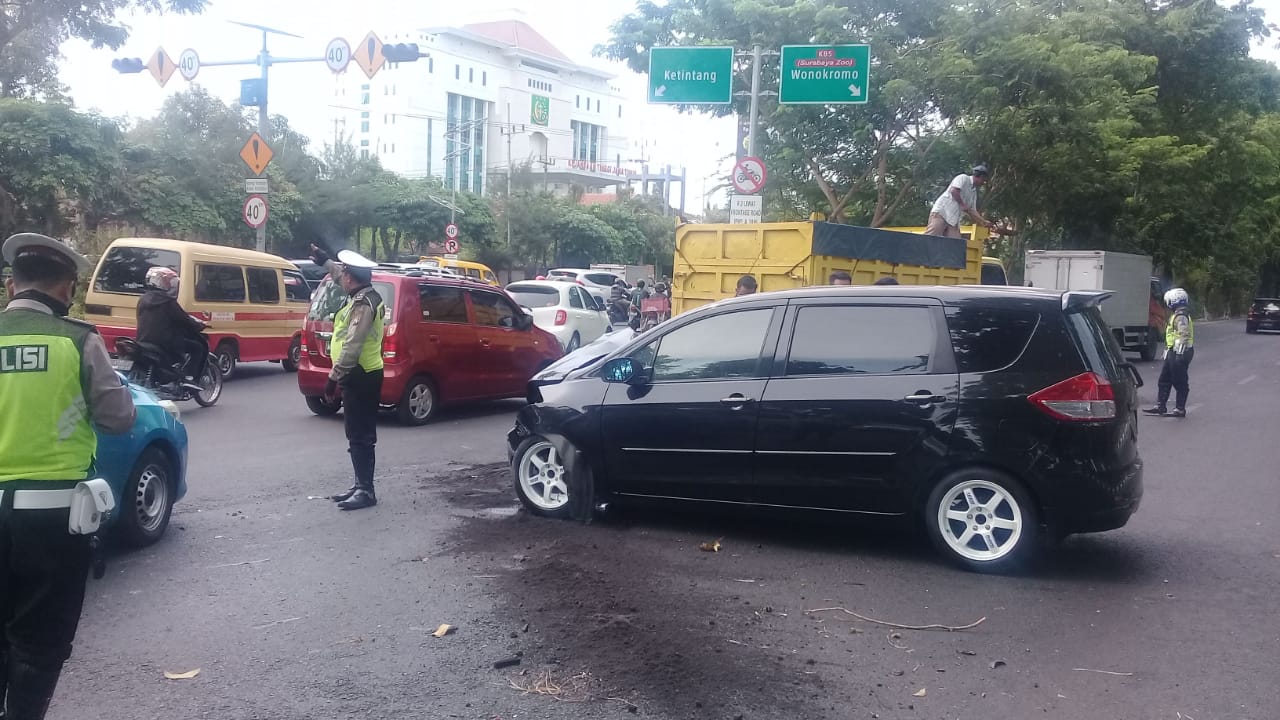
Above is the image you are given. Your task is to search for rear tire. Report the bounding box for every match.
[214,342,237,380]
[193,355,222,407]
[925,467,1039,574]
[306,395,341,416]
[282,337,301,372]
[397,376,438,426]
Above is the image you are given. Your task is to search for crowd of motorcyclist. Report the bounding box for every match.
[608,276,672,331]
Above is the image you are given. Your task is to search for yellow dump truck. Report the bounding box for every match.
[671,221,993,315]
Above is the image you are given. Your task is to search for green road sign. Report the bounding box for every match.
[648,46,734,104]
[779,45,870,105]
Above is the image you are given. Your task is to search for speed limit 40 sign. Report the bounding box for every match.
[242,195,268,229]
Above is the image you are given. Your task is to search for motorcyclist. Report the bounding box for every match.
[135,267,208,381]
[608,278,631,322]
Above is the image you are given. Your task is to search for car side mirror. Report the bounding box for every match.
[515,313,534,330]
[602,357,649,385]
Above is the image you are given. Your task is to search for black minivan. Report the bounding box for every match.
[508,286,1144,572]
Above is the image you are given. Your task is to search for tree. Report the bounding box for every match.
[0,0,207,97]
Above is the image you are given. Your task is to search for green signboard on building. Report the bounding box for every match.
[531,95,550,126]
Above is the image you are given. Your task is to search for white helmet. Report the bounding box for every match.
[145,266,179,293]
[1163,287,1188,308]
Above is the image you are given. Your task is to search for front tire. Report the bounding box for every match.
[925,468,1039,573]
[214,342,238,380]
[397,376,438,426]
[512,436,573,519]
[564,332,581,353]
[117,447,175,548]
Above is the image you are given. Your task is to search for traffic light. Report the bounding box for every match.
[383,43,421,63]
[111,58,145,74]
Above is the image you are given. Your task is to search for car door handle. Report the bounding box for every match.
[719,394,754,408]
[479,338,491,347]
[905,392,942,404]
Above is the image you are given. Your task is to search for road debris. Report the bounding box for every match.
[1073,667,1134,677]
[432,624,455,638]
[698,538,723,552]
[493,656,522,669]
[913,688,927,697]
[805,606,987,631]
[509,669,593,702]
[208,558,269,569]
[163,669,200,680]
[990,660,1007,669]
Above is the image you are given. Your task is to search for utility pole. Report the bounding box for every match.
[533,156,553,193]
[444,117,485,224]
[747,44,762,164]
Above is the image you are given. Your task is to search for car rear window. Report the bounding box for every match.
[946,306,1039,373]
[585,272,618,286]
[307,279,396,322]
[981,263,1008,285]
[547,270,577,281]
[93,246,180,294]
[1252,298,1280,312]
[787,305,935,376]
[506,285,561,308]
[1067,306,1124,380]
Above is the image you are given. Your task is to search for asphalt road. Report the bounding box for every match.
[53,320,1278,720]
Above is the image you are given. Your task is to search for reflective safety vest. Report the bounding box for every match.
[1165,309,1194,349]
[330,287,385,373]
[0,309,97,482]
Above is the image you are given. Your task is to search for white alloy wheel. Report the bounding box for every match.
[518,440,570,512]
[936,479,1024,562]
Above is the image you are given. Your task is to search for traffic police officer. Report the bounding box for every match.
[0,233,135,719]
[1144,287,1195,418]
[310,245,385,510]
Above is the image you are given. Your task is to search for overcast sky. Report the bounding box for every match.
[56,0,1280,214]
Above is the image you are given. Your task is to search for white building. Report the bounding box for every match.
[331,19,638,196]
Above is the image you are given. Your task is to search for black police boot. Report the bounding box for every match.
[337,488,377,511]
[4,661,61,720]
[329,486,359,503]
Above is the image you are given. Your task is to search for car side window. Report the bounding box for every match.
[786,306,935,376]
[419,284,468,323]
[470,290,518,328]
[283,269,311,303]
[647,309,773,381]
[195,264,246,303]
[246,267,281,304]
[569,287,585,309]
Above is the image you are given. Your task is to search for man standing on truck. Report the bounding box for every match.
[735,276,758,296]
[926,164,997,238]
[1144,288,1195,418]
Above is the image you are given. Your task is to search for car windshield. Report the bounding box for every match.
[293,262,328,282]
[506,284,562,308]
[307,279,396,322]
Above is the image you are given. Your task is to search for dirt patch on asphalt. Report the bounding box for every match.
[438,464,849,719]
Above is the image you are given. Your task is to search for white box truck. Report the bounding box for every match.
[1024,250,1165,360]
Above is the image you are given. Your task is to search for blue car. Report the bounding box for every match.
[93,373,189,547]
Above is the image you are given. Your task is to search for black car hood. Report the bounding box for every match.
[531,328,639,386]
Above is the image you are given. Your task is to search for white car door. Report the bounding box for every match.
[568,286,606,343]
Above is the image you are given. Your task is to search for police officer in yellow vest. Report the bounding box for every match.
[310,245,385,510]
[1144,287,1195,418]
[1,234,135,719]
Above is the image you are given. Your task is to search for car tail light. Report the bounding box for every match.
[1248,309,1257,319]
[554,309,567,326]
[1029,372,1116,422]
[576,278,585,285]
[382,322,402,361]
[301,328,314,355]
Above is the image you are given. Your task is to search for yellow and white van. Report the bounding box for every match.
[417,256,499,286]
[84,238,311,378]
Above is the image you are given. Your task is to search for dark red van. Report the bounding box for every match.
[297,270,562,424]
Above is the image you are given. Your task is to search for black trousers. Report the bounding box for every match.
[0,481,91,719]
[179,336,207,380]
[1156,347,1195,410]
[341,367,384,492]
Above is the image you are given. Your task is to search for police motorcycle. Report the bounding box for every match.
[114,336,223,407]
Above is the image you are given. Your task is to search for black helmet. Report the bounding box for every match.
[971,163,991,177]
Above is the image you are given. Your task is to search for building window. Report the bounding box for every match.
[392,84,397,95]
[576,95,580,109]
[360,111,369,119]
[429,57,434,73]
[596,99,601,112]
[482,71,487,86]
[361,91,370,105]
[360,121,369,133]
[360,139,369,147]
[618,105,622,118]
[391,143,395,153]
[446,93,487,194]
[469,68,474,83]
[361,149,369,159]
[455,64,460,79]
[571,120,605,162]
[361,84,370,91]
[392,114,396,124]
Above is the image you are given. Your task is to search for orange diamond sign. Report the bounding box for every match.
[147,47,176,87]
[239,133,274,176]
[352,32,385,79]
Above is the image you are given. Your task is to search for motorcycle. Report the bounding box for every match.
[114,337,223,407]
